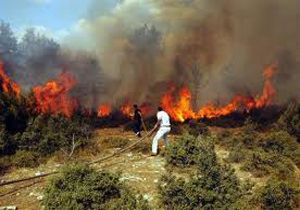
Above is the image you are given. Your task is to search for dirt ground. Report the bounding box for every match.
[0,128,173,210]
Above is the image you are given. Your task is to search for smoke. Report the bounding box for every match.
[4,0,300,110]
[63,0,300,108]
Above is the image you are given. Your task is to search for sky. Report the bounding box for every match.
[0,0,120,40]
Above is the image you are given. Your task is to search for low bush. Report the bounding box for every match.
[217,129,258,150]
[165,134,198,166]
[171,121,209,137]
[18,114,92,156]
[227,146,249,163]
[0,93,32,156]
[166,134,217,170]
[258,130,300,166]
[160,133,254,210]
[160,157,253,209]
[11,150,39,168]
[0,124,17,156]
[258,178,300,210]
[185,120,209,137]
[241,149,295,178]
[221,129,300,178]
[277,103,300,141]
[43,164,150,210]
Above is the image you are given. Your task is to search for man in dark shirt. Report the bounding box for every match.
[133,104,142,137]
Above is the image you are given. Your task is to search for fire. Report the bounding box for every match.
[161,64,277,122]
[161,86,196,122]
[97,104,111,117]
[0,61,21,97]
[140,102,153,116]
[255,63,277,108]
[120,102,153,118]
[33,72,78,118]
[120,102,132,118]
[197,95,255,119]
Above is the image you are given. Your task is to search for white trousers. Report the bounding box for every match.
[152,127,171,154]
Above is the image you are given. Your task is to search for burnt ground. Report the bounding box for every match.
[0,128,298,210]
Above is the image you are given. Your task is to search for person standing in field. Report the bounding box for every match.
[150,106,171,156]
[133,104,142,137]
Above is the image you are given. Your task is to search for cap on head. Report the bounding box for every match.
[158,106,163,111]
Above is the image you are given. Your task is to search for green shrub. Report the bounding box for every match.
[0,124,17,156]
[227,146,249,163]
[277,103,300,141]
[243,117,259,133]
[258,131,300,166]
[159,164,252,210]
[165,134,216,167]
[221,129,300,178]
[11,150,39,168]
[241,149,295,178]
[43,164,150,210]
[165,134,198,166]
[258,178,300,210]
[195,137,218,174]
[160,133,254,210]
[19,114,92,156]
[184,121,209,137]
[217,129,258,150]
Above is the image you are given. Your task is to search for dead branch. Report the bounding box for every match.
[60,133,80,158]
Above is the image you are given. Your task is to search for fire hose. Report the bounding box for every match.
[0,131,152,188]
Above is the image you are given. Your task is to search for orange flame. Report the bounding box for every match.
[255,63,277,108]
[197,95,256,119]
[120,102,153,118]
[120,102,132,118]
[161,86,196,122]
[0,61,21,97]
[33,72,78,118]
[97,104,112,117]
[140,102,153,116]
[161,64,277,122]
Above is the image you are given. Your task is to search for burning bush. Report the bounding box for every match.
[0,64,96,164]
[33,72,78,118]
[43,164,150,210]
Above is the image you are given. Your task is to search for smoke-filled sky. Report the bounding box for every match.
[1,0,300,108]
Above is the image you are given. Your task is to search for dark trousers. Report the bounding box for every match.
[133,121,142,133]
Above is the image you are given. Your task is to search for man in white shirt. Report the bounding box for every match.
[150,106,171,156]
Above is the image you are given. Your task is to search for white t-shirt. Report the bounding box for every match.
[157,111,171,127]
